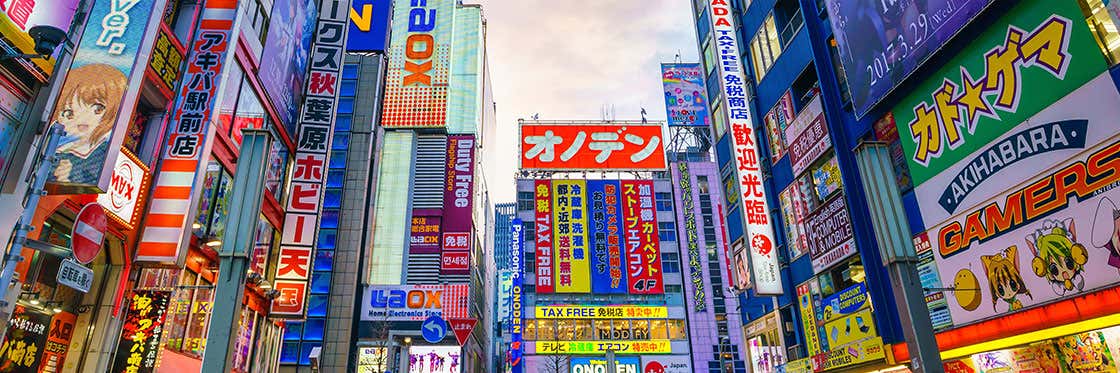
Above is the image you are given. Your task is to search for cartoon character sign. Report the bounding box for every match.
[50,63,128,185]
[981,246,1032,312]
[1028,219,1088,295]
[1092,197,1120,274]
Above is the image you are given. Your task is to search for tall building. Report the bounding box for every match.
[688,0,1120,372]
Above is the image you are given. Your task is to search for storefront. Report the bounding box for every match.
[744,311,786,373]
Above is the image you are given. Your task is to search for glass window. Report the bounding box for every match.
[668,320,687,340]
[1080,0,1120,64]
[265,134,290,200]
[595,320,612,340]
[184,277,215,356]
[655,192,674,211]
[524,319,536,340]
[632,320,650,340]
[251,216,274,275]
[216,63,244,139]
[537,319,556,340]
[231,79,268,148]
[750,14,782,80]
[574,320,593,340]
[658,222,676,242]
[650,319,669,339]
[557,319,575,340]
[162,270,192,352]
[193,162,233,242]
[613,320,631,340]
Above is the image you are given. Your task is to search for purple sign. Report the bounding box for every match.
[410,209,442,254]
[442,135,475,231]
[826,0,995,117]
[259,0,316,132]
[807,195,856,273]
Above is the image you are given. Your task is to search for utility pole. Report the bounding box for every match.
[200,129,272,371]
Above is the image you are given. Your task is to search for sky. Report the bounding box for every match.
[471,0,700,204]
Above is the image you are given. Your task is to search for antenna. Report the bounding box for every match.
[675,50,682,64]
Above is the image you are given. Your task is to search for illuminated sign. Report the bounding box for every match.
[553,180,591,293]
[534,180,554,293]
[510,219,525,373]
[811,337,886,372]
[381,0,453,128]
[621,180,664,294]
[534,306,668,319]
[96,149,148,229]
[707,0,782,295]
[588,180,628,294]
[519,121,667,171]
[148,27,184,92]
[535,340,672,355]
[361,285,469,321]
[675,162,706,311]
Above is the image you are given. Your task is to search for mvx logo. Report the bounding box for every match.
[403,0,440,86]
[369,289,442,309]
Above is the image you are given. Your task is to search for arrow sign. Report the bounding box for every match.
[421,316,447,344]
[448,318,477,346]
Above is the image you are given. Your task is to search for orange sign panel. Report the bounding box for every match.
[520,123,667,171]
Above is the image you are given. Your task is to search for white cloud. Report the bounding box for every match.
[470,0,700,203]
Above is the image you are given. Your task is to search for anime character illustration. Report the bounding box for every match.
[1092,196,1120,274]
[1056,332,1117,372]
[50,63,127,184]
[1029,219,1088,295]
[981,246,1032,312]
[953,267,982,311]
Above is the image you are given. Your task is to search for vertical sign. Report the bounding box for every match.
[533,180,554,293]
[661,63,710,127]
[137,0,238,264]
[41,311,78,373]
[509,219,524,373]
[45,0,163,194]
[708,0,783,295]
[621,180,665,294]
[380,0,454,128]
[410,211,442,253]
[346,0,392,52]
[441,135,475,276]
[797,283,823,356]
[111,290,171,373]
[675,162,706,311]
[273,0,350,316]
[588,180,627,294]
[552,180,590,293]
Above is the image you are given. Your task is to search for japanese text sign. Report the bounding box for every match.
[380,0,454,128]
[273,0,351,317]
[708,0,783,295]
[520,122,667,171]
[535,340,671,355]
[148,26,184,92]
[552,180,591,293]
[0,305,50,371]
[674,162,706,311]
[510,219,525,373]
[621,180,664,294]
[441,232,471,274]
[410,211,442,254]
[588,180,628,294]
[111,291,171,373]
[535,305,668,319]
[763,91,795,163]
[661,63,710,127]
[785,95,831,176]
[534,180,554,293]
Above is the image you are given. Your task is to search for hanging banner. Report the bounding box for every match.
[259,0,316,132]
[552,180,591,293]
[137,0,238,264]
[443,135,476,231]
[807,195,857,273]
[660,63,710,127]
[534,180,554,293]
[621,180,664,294]
[763,91,795,163]
[797,283,823,356]
[519,122,667,171]
[708,0,783,295]
[673,162,706,311]
[110,290,171,373]
[510,218,525,373]
[588,180,627,294]
[380,0,454,128]
[40,311,77,373]
[785,95,830,177]
[273,0,351,317]
[45,0,163,194]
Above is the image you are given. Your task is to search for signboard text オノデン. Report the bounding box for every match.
[520,122,667,171]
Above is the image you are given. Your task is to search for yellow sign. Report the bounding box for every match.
[823,308,878,348]
[535,306,668,319]
[797,283,822,355]
[552,180,591,293]
[535,340,671,355]
[783,358,814,373]
[811,337,886,372]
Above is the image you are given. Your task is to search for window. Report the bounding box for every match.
[524,320,537,340]
[595,320,612,340]
[517,191,534,211]
[749,14,781,80]
[574,320,593,340]
[655,192,674,211]
[557,319,575,340]
[668,320,687,339]
[658,222,676,242]
[632,320,651,340]
[193,162,233,242]
[537,319,556,340]
[662,252,681,274]
[1081,0,1120,64]
[650,319,668,339]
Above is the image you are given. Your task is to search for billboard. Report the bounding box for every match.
[443,135,476,231]
[552,180,591,293]
[519,122,667,170]
[534,180,555,293]
[510,218,525,373]
[784,95,830,176]
[762,91,795,163]
[96,149,149,229]
[0,305,51,372]
[640,356,692,373]
[891,0,1108,188]
[148,28,185,92]
[536,340,671,355]
[111,291,171,373]
[137,0,238,264]
[273,0,349,316]
[408,346,461,373]
[660,63,709,127]
[588,180,628,294]
[410,210,442,254]
[535,306,668,319]
[621,180,664,294]
[707,0,782,295]
[807,195,857,273]
[381,0,454,128]
[259,0,316,132]
[361,284,469,321]
[571,357,640,373]
[347,0,392,52]
[824,0,995,117]
[674,162,706,311]
[45,0,161,194]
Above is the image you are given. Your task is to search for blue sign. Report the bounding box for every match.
[820,282,869,320]
[588,180,628,294]
[347,0,392,52]
[421,315,447,343]
[510,219,524,373]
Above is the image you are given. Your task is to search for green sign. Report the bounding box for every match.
[892,0,1107,186]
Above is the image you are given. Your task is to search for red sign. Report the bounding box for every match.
[441,251,469,273]
[72,203,107,264]
[620,180,664,294]
[533,180,554,293]
[448,318,477,346]
[520,122,667,170]
[442,232,470,251]
[271,280,309,314]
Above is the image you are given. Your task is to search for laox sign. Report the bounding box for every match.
[368,289,442,309]
[403,0,438,86]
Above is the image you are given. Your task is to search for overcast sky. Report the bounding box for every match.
[470,1,700,203]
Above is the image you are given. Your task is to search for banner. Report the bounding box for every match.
[535,306,668,319]
[361,284,469,321]
[785,95,830,177]
[259,0,316,132]
[40,311,77,373]
[510,218,524,373]
[797,283,823,356]
[346,0,392,52]
[660,63,709,127]
[534,180,554,293]
[570,357,640,373]
[621,180,664,294]
[708,0,782,295]
[674,162,706,311]
[0,305,51,372]
[825,0,994,117]
[763,91,795,163]
[588,180,627,294]
[535,340,671,355]
[381,0,454,128]
[553,180,591,293]
[111,291,171,373]
[520,122,667,170]
[443,135,476,231]
[892,0,1108,187]
[807,195,857,273]
[45,0,162,194]
[410,210,442,254]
